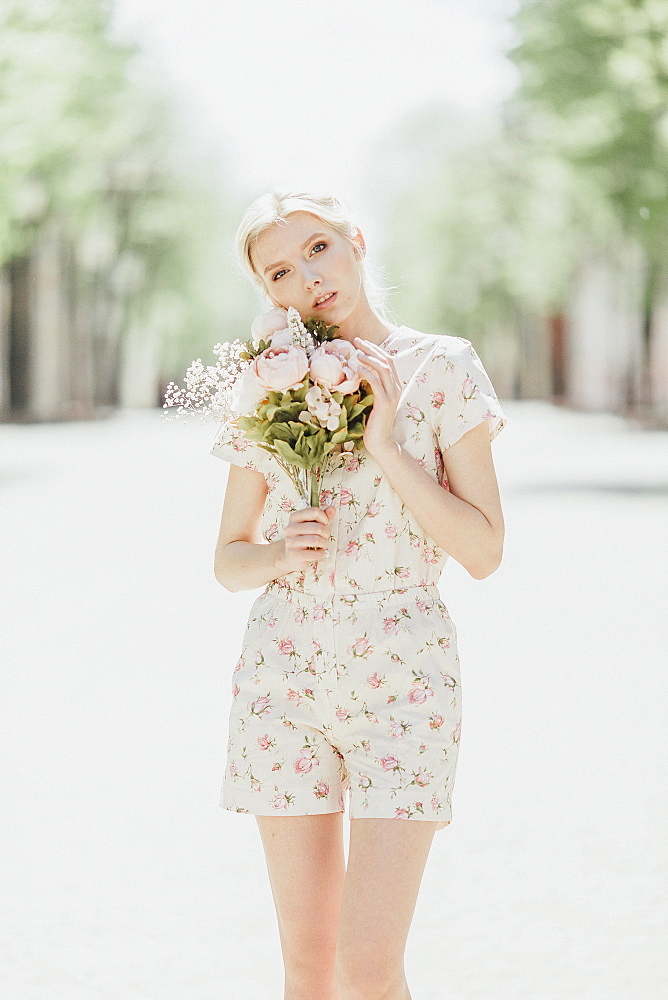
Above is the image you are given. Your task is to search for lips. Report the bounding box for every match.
[313,291,337,310]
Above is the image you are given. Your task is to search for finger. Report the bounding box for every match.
[292,506,329,525]
[292,535,330,551]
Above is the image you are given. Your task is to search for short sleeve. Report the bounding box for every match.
[209,418,268,474]
[429,337,508,452]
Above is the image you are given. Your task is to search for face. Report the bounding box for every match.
[250,211,367,325]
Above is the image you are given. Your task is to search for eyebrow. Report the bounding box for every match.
[263,233,328,275]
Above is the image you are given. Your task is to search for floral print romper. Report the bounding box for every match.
[210,326,507,826]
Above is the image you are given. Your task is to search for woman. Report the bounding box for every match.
[211,190,507,1000]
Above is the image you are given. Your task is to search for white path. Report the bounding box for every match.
[0,403,666,1000]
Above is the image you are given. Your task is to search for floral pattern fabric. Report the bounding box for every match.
[210,327,507,824]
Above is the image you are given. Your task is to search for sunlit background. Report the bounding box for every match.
[1,2,667,999]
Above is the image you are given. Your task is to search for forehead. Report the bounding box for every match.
[251,211,336,271]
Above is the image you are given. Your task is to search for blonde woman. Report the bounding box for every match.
[211,190,508,1000]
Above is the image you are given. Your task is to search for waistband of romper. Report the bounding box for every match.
[262,580,443,608]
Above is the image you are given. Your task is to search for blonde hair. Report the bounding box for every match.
[234,189,392,317]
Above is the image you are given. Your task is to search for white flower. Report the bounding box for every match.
[304,384,342,431]
[250,307,289,346]
[230,365,269,414]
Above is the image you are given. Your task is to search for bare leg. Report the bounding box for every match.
[256,811,346,1000]
[335,818,439,1000]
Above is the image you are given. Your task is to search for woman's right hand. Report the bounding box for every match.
[276,506,336,574]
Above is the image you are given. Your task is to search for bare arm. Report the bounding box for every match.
[213,464,336,593]
[355,338,505,580]
[371,421,504,579]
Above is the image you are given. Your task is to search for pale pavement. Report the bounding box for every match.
[1,402,666,1000]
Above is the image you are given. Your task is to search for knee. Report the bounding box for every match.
[335,949,406,1000]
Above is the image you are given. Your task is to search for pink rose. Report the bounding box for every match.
[232,684,240,698]
[461,377,478,402]
[431,391,445,408]
[389,721,405,738]
[442,674,456,688]
[271,762,281,771]
[257,733,272,750]
[345,541,360,559]
[319,489,334,507]
[367,672,383,688]
[253,343,309,391]
[294,755,318,774]
[431,795,440,809]
[415,600,427,613]
[286,688,301,703]
[380,754,399,772]
[423,547,438,564]
[277,637,295,655]
[385,524,398,539]
[408,685,430,704]
[234,657,244,673]
[359,775,372,789]
[309,339,362,394]
[394,807,409,819]
[272,793,289,811]
[313,606,326,622]
[366,502,381,517]
[415,769,431,787]
[314,781,330,799]
[335,708,350,723]
[294,608,306,623]
[339,488,353,505]
[451,722,461,743]
[382,618,399,635]
[250,307,289,345]
[251,695,271,715]
[395,567,410,579]
[350,636,372,657]
[429,714,445,729]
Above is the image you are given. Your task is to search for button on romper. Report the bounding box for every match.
[210,327,508,825]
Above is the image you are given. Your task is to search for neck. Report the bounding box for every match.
[334,297,394,347]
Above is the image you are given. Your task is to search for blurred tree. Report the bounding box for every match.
[0,0,251,418]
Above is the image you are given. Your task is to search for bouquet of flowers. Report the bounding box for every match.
[163,307,374,506]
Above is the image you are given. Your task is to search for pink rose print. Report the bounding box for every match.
[415,370,427,384]
[232,684,240,698]
[442,674,456,688]
[423,547,438,564]
[366,672,384,689]
[415,600,427,613]
[234,657,245,673]
[278,498,297,512]
[272,793,289,811]
[294,608,306,624]
[312,639,322,654]
[286,688,302,705]
[408,684,434,704]
[314,781,330,799]
[271,762,282,771]
[304,688,315,699]
[335,708,350,723]
[346,456,360,473]
[438,636,451,650]
[339,488,353,505]
[414,768,432,787]
[257,733,274,750]
[385,524,398,539]
[366,501,382,517]
[267,618,278,628]
[319,489,334,507]
[451,722,461,743]
[277,637,295,655]
[229,763,238,777]
[382,618,399,635]
[406,403,423,421]
[461,377,478,402]
[395,567,410,579]
[359,775,372,789]
[349,635,373,658]
[345,540,361,559]
[250,695,271,716]
[389,721,406,739]
[431,390,445,408]
[380,754,400,772]
[431,795,441,809]
[395,808,410,819]
[429,713,445,729]
[313,605,326,622]
[294,755,319,774]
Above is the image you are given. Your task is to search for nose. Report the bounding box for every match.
[302,264,322,291]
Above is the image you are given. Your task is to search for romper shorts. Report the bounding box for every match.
[220,581,461,825]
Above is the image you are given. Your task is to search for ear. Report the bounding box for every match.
[351,227,366,259]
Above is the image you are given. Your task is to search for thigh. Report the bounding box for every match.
[337,818,438,964]
[256,812,346,957]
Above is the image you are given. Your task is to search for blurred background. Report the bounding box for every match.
[2,2,667,999]
[2,0,667,423]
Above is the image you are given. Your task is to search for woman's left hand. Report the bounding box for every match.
[354,338,402,462]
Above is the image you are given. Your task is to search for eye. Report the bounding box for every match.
[311,242,327,254]
[272,268,288,282]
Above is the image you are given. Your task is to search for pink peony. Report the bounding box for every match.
[250,307,289,345]
[309,339,362,394]
[253,343,309,391]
